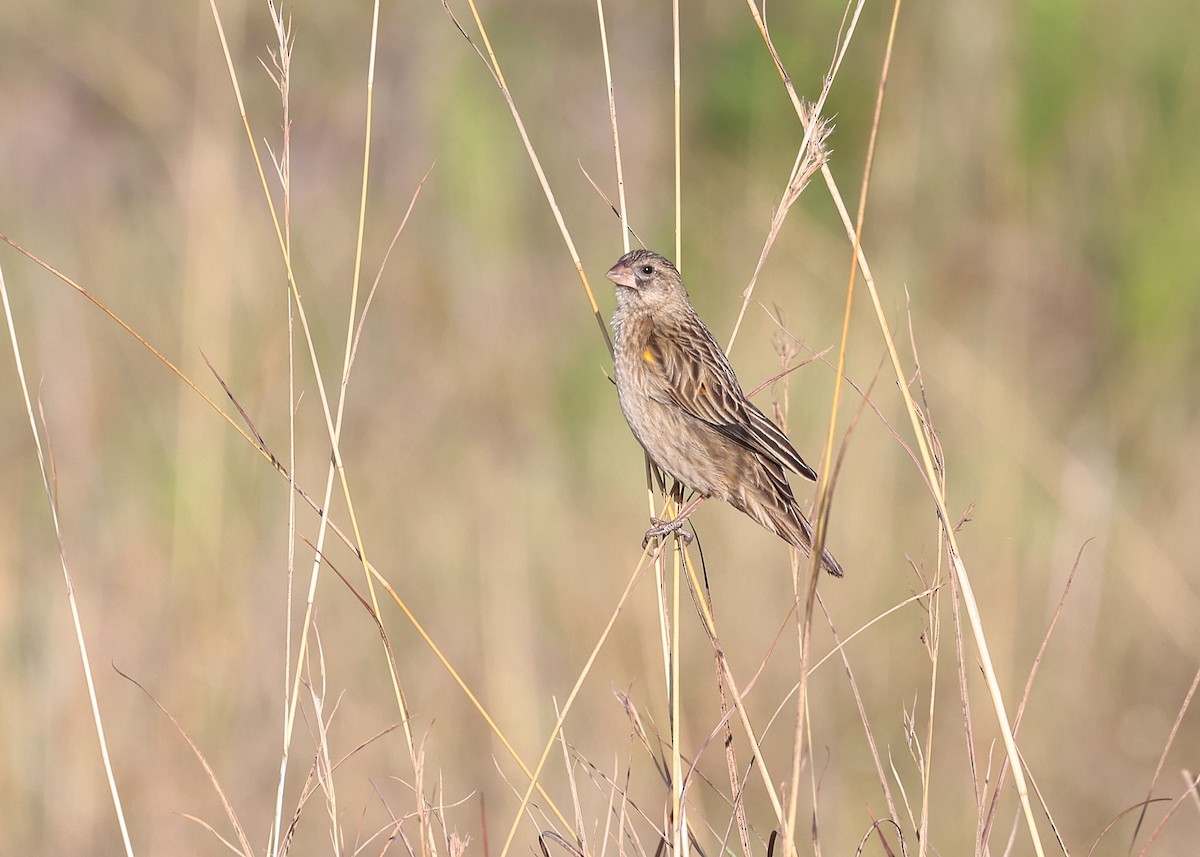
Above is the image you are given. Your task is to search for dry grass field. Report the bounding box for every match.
[1,1,1198,855]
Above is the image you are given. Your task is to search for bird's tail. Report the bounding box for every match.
[736,489,844,577]
[782,502,844,578]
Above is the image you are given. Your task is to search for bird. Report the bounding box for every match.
[606,248,843,577]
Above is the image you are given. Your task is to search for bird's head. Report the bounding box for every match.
[606,249,687,314]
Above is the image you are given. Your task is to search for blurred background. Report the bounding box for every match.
[2,0,1198,854]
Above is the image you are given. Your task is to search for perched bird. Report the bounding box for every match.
[607,248,843,577]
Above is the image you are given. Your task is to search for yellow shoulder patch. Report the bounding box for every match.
[642,347,656,365]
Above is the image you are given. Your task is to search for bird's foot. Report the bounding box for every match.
[642,515,695,549]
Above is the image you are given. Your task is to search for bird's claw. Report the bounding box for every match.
[641,516,694,549]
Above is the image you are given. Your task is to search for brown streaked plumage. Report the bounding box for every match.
[607,248,843,577]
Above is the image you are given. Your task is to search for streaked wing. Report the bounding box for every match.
[745,400,818,481]
[644,311,818,481]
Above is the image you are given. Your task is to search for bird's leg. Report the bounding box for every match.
[643,494,708,548]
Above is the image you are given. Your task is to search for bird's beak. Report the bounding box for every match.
[606,261,637,289]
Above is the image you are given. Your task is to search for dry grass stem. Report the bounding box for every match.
[3,2,1191,855]
[0,262,137,857]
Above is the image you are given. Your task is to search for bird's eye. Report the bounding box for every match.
[640,265,654,276]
